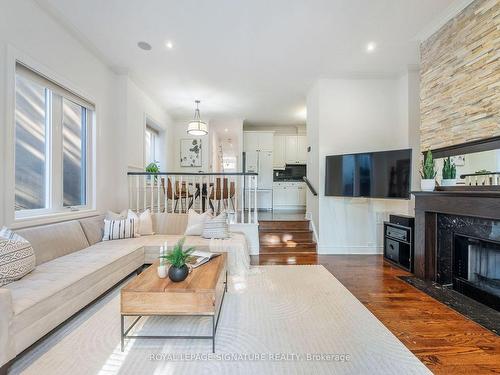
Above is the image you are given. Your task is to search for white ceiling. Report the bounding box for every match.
[40,0,464,126]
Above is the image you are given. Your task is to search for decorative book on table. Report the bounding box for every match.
[187,251,221,269]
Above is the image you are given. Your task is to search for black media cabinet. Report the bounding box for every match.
[383,214,414,272]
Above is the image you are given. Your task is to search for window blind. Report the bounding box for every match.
[16,61,95,111]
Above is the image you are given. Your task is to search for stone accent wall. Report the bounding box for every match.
[420,0,499,151]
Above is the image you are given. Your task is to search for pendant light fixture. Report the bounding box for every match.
[187,100,208,136]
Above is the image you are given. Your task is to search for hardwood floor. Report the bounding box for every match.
[251,254,500,374]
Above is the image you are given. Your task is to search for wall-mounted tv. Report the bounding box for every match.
[325,149,411,199]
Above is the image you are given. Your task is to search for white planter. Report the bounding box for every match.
[157,265,168,279]
[441,179,457,187]
[420,179,435,192]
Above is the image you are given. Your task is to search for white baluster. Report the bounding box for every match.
[240,175,244,223]
[254,175,258,224]
[171,175,175,213]
[247,176,251,224]
[135,175,140,213]
[143,175,146,212]
[156,173,161,213]
[163,176,167,213]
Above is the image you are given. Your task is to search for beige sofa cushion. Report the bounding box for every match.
[78,215,105,245]
[16,221,89,266]
[5,241,144,353]
[151,213,188,235]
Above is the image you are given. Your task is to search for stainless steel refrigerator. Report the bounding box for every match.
[243,150,273,210]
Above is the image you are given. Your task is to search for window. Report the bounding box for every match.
[14,62,94,217]
[145,124,159,166]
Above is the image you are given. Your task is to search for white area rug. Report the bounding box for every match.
[11,266,431,375]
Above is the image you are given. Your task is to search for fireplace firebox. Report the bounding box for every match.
[454,234,500,310]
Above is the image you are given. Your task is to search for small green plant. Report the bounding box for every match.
[145,162,160,174]
[159,238,195,268]
[145,162,160,182]
[420,150,437,180]
[442,157,456,179]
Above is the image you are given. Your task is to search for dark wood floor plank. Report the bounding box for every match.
[250,254,500,375]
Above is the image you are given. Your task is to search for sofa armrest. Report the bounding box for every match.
[0,288,15,367]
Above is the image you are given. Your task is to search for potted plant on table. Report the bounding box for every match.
[145,162,160,184]
[441,157,457,186]
[420,150,437,191]
[160,238,194,282]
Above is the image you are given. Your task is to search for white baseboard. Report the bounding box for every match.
[304,212,319,243]
[318,245,383,255]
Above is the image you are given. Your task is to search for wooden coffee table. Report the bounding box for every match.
[120,253,227,352]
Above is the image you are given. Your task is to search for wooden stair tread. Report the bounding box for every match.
[258,218,317,255]
[260,242,317,247]
[259,229,312,233]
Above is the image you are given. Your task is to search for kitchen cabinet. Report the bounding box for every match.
[273,136,286,168]
[243,131,273,152]
[284,136,298,164]
[273,182,307,208]
[282,135,307,164]
[297,136,308,163]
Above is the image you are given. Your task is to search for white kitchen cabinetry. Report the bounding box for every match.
[273,136,286,168]
[297,136,308,163]
[282,135,307,164]
[284,136,298,164]
[244,131,273,152]
[273,182,307,208]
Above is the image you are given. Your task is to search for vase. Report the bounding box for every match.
[168,264,189,282]
[157,265,167,279]
[441,179,456,187]
[420,179,435,192]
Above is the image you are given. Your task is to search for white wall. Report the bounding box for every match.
[123,76,173,171]
[307,75,418,254]
[0,0,171,227]
[306,83,320,235]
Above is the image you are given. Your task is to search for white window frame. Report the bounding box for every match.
[144,117,162,167]
[3,47,97,227]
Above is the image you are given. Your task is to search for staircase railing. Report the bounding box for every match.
[127,172,259,224]
[302,176,318,196]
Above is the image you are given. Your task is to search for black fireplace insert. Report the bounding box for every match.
[453,234,500,311]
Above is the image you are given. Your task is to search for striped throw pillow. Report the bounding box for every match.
[0,227,36,287]
[202,212,229,239]
[102,218,136,241]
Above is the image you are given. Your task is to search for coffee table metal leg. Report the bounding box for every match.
[225,270,228,292]
[120,315,124,352]
[212,315,215,353]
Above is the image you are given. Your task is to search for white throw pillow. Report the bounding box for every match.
[106,209,127,220]
[102,218,137,241]
[128,209,154,236]
[202,211,229,239]
[0,227,36,286]
[184,209,213,236]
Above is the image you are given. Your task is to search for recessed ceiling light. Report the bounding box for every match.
[165,41,173,49]
[366,42,376,53]
[224,128,229,132]
[137,41,152,51]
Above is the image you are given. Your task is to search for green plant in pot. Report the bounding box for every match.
[441,157,457,186]
[160,238,194,282]
[420,150,437,191]
[145,162,160,183]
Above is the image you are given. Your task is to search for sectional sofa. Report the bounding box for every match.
[0,213,250,373]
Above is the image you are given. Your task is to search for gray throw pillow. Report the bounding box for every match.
[202,212,229,239]
[0,227,36,287]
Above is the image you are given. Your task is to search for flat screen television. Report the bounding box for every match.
[325,149,411,199]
